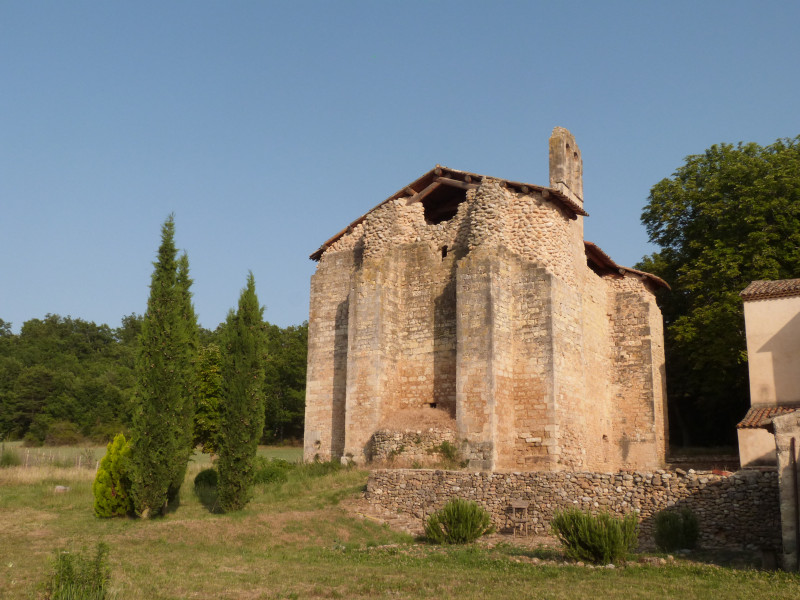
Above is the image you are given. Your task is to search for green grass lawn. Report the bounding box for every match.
[1,449,799,599]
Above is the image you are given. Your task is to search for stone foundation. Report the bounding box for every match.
[369,428,457,466]
[366,468,781,551]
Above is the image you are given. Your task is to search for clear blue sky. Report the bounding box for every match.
[2,1,799,333]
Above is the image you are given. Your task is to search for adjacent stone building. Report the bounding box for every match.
[304,127,669,472]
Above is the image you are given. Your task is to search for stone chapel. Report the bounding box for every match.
[304,127,669,472]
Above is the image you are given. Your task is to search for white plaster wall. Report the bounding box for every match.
[744,295,800,406]
[737,428,777,467]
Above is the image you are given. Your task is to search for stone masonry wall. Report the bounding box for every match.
[367,468,781,552]
[369,428,457,466]
[306,129,668,471]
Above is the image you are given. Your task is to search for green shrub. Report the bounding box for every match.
[93,433,133,518]
[23,431,44,447]
[424,498,494,544]
[654,508,699,551]
[45,542,110,600]
[0,444,21,467]
[550,509,638,564]
[253,457,294,485]
[437,440,459,462]
[45,421,85,446]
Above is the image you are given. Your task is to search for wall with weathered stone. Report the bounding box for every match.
[772,412,800,570]
[304,128,668,472]
[369,428,457,466]
[367,468,782,552]
[304,251,354,461]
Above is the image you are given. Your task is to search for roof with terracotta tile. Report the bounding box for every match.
[737,405,800,429]
[741,279,800,301]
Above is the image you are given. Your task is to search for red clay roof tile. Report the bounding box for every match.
[737,405,799,429]
[741,279,800,301]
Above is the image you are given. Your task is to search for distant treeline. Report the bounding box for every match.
[0,314,307,446]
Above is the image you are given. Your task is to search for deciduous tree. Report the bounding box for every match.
[638,136,800,445]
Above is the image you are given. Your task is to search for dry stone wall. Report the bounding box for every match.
[367,468,781,552]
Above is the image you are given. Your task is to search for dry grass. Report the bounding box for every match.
[2,448,800,599]
[0,465,98,485]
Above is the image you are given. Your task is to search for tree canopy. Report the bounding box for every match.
[638,136,800,445]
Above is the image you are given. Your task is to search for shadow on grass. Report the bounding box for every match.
[195,484,223,514]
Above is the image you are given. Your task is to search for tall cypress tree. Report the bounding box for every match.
[218,272,267,512]
[130,216,198,517]
[168,253,199,502]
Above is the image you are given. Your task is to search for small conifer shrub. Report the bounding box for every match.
[92,433,133,518]
[550,509,638,564]
[424,498,494,544]
[654,507,699,551]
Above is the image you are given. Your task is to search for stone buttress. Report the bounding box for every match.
[304,128,669,472]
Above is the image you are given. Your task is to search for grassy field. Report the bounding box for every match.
[1,447,799,599]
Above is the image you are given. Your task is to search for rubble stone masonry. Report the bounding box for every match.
[305,127,668,472]
[367,468,782,552]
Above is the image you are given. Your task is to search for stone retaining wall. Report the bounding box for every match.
[366,468,781,551]
[369,428,457,466]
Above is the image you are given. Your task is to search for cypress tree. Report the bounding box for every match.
[167,253,199,502]
[218,272,267,512]
[129,216,198,517]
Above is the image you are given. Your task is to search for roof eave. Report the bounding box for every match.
[310,165,588,261]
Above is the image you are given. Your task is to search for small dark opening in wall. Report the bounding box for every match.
[429,402,437,409]
[423,185,467,225]
[441,245,448,259]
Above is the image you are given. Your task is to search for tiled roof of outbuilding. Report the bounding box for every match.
[584,241,670,291]
[737,405,799,429]
[741,279,800,301]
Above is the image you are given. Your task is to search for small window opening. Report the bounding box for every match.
[441,245,448,259]
[423,185,467,225]
[602,434,608,442]
[429,402,437,409]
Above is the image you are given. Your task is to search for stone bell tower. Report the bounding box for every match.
[549,126,583,209]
